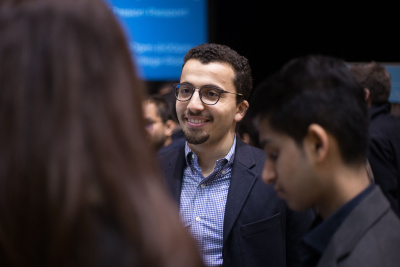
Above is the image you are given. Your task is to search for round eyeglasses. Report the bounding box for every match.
[174,83,244,105]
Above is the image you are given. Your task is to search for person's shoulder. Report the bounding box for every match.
[235,138,266,168]
[318,187,400,265]
[345,186,400,232]
[157,145,185,167]
[236,138,266,157]
[158,138,185,155]
[373,110,400,124]
[249,144,266,156]
[370,112,400,140]
[345,203,400,264]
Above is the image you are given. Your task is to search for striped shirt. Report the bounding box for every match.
[180,137,236,267]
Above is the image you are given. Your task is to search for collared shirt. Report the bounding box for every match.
[299,183,375,267]
[180,137,236,267]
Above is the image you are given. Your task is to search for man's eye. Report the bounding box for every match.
[268,152,278,160]
[203,88,219,97]
[207,91,218,97]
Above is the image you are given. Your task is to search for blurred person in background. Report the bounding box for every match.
[143,94,177,152]
[235,113,260,148]
[349,61,400,217]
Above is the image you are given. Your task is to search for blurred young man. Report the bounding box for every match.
[250,55,400,267]
[158,43,315,267]
[143,94,184,153]
[349,61,400,217]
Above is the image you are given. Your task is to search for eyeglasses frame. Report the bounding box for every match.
[174,83,244,105]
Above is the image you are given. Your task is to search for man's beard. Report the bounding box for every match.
[183,129,209,145]
[180,111,212,145]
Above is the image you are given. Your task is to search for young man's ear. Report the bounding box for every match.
[164,120,176,137]
[364,88,371,107]
[304,123,329,162]
[235,100,249,122]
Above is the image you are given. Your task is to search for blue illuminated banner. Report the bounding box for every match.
[384,64,400,103]
[106,0,208,81]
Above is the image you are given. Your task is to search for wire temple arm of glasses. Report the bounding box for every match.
[223,91,244,97]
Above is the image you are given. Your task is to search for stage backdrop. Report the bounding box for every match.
[106,0,208,81]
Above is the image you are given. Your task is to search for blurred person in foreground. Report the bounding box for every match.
[0,0,205,266]
[349,61,400,217]
[249,54,400,267]
[158,43,315,267]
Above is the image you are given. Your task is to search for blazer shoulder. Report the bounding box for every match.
[157,145,185,171]
[319,186,400,266]
[235,138,266,167]
[250,145,266,159]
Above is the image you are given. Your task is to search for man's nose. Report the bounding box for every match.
[187,89,205,111]
[262,160,276,184]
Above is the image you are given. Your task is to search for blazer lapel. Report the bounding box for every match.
[223,140,259,242]
[317,186,390,266]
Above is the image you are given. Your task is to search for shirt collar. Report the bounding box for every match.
[185,135,237,166]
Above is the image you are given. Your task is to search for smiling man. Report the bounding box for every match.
[249,55,400,267]
[158,43,315,267]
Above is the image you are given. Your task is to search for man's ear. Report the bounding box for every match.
[304,123,329,162]
[364,88,371,107]
[164,120,176,137]
[235,100,249,122]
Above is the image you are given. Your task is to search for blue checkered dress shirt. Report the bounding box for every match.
[180,137,236,267]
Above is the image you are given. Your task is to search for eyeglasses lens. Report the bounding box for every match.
[176,84,221,105]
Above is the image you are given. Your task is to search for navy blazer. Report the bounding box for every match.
[158,138,315,267]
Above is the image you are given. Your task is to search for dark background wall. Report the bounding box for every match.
[146,2,400,101]
[208,2,400,91]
